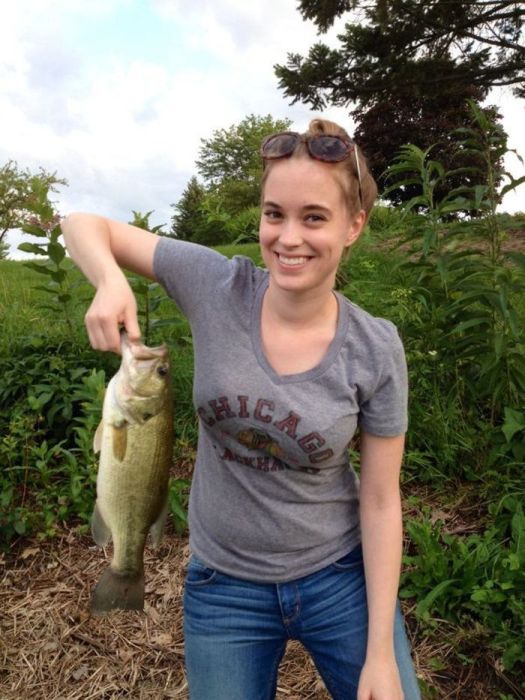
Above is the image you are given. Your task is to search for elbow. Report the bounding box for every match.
[61,213,106,244]
[61,212,85,240]
[359,486,401,513]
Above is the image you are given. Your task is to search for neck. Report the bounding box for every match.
[264,279,338,330]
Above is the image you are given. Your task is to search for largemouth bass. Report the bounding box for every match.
[89,332,173,615]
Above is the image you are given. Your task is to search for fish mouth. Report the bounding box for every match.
[120,330,168,360]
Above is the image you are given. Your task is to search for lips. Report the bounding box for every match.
[276,253,312,267]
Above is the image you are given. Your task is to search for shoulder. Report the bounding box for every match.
[153,237,267,316]
[340,295,402,352]
[155,237,265,285]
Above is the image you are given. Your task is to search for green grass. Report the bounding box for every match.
[0,261,56,338]
[0,259,92,350]
[215,241,262,264]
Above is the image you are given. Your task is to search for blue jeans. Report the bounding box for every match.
[183,544,421,700]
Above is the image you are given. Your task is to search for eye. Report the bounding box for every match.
[264,209,282,220]
[157,365,168,377]
[305,213,325,223]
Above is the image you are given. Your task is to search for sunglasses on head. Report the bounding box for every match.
[261,131,363,209]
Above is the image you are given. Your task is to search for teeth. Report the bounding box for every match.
[278,254,308,266]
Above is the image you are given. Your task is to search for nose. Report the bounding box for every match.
[278,220,303,248]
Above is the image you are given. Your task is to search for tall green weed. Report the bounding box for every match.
[383,101,525,468]
[384,100,525,677]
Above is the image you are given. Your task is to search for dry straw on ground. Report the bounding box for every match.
[0,528,518,699]
[0,531,331,699]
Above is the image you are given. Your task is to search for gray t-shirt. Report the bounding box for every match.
[154,237,408,582]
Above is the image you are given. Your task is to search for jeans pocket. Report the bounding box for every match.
[331,543,363,571]
[185,555,218,586]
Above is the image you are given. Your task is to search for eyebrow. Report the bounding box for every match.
[263,200,332,213]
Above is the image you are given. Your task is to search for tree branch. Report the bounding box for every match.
[407,6,524,54]
[461,29,525,52]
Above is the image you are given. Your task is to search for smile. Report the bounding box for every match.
[276,253,311,267]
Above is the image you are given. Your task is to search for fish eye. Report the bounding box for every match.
[157,365,168,377]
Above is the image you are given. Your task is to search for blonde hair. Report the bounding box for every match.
[261,118,377,221]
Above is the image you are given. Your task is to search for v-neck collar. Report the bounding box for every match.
[251,276,349,385]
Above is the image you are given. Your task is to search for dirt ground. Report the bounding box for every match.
[1,527,521,700]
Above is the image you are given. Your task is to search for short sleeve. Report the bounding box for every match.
[358,326,408,436]
[153,236,265,330]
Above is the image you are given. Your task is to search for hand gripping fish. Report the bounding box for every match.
[89,332,173,615]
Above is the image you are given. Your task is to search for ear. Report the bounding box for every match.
[344,210,366,248]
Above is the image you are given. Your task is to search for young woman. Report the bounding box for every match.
[62,118,421,700]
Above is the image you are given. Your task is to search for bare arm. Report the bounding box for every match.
[61,213,160,353]
[357,431,405,700]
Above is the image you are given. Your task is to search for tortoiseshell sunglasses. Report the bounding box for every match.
[261,131,363,209]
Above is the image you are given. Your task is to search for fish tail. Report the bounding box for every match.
[89,565,145,615]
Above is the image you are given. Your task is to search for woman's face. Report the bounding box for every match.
[259,157,364,296]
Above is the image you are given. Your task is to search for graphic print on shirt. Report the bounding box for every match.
[234,428,321,475]
[197,394,339,476]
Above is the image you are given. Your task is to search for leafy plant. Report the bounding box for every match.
[169,478,191,536]
[17,182,84,336]
[401,497,525,671]
[0,159,66,256]
[0,339,116,546]
[500,407,525,461]
[384,101,525,428]
[128,276,185,346]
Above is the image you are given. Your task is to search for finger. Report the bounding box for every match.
[100,317,123,354]
[85,308,121,354]
[123,307,141,344]
[85,311,105,351]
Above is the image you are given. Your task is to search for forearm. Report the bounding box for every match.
[60,213,151,351]
[61,213,123,288]
[360,492,403,658]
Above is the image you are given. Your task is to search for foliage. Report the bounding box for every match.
[0,160,66,256]
[17,186,82,337]
[366,203,406,238]
[129,276,187,347]
[275,0,521,203]
[170,176,219,244]
[128,209,166,235]
[383,102,525,424]
[0,339,115,544]
[355,95,503,206]
[170,115,291,245]
[0,242,259,547]
[277,1,525,105]
[400,496,525,671]
[214,241,262,264]
[196,113,292,203]
[199,197,261,245]
[169,479,191,536]
[125,210,187,344]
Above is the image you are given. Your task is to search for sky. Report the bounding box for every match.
[1,0,524,259]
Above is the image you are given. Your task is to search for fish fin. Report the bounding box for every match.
[89,565,145,615]
[112,424,128,461]
[93,421,104,454]
[149,494,169,548]
[91,502,112,547]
